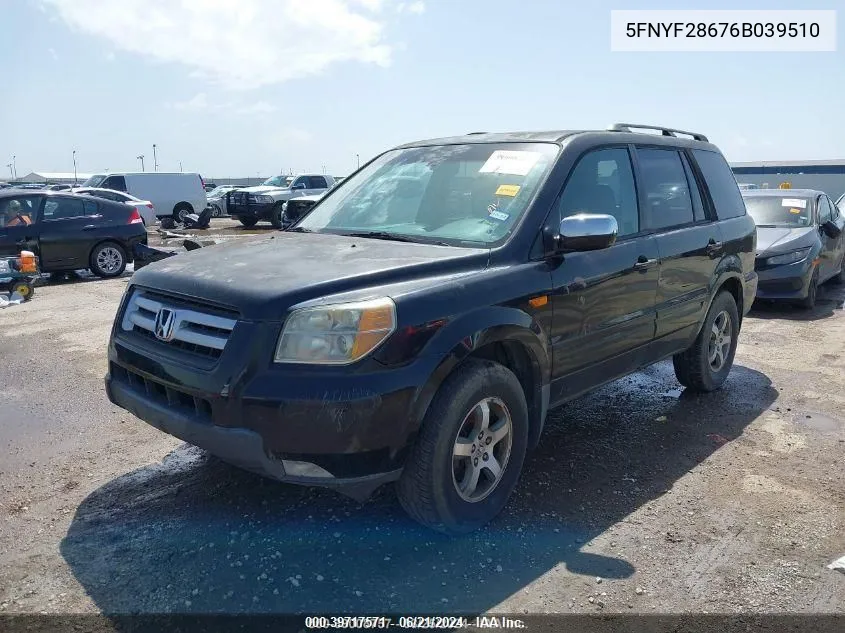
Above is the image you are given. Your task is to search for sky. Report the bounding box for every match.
[0,0,843,180]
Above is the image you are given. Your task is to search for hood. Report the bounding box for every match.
[755,226,817,256]
[130,232,488,320]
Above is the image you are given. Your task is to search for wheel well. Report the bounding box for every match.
[465,341,543,450]
[718,276,743,320]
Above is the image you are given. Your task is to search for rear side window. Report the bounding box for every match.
[43,197,85,220]
[101,175,127,192]
[636,148,695,230]
[308,176,328,189]
[83,199,98,215]
[558,147,639,236]
[692,150,746,219]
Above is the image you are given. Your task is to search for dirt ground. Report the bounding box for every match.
[0,235,843,616]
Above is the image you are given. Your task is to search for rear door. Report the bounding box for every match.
[0,195,42,256]
[816,194,842,281]
[38,196,103,269]
[634,147,721,349]
[307,175,329,195]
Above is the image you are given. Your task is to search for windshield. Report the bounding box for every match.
[297,142,559,246]
[82,174,107,187]
[207,186,231,197]
[262,175,293,188]
[744,196,813,227]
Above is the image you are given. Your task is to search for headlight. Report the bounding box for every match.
[765,247,811,266]
[255,195,274,204]
[274,297,396,364]
[0,260,9,274]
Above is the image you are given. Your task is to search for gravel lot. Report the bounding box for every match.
[1,235,844,616]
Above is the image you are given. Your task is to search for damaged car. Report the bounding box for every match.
[106,124,757,533]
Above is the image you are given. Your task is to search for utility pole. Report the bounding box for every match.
[356,154,360,170]
[153,144,158,171]
[137,155,145,172]
[6,164,12,179]
[12,155,16,179]
[72,150,77,184]
[179,160,183,173]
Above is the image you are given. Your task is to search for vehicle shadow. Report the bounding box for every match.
[38,269,134,286]
[750,281,845,321]
[60,361,776,615]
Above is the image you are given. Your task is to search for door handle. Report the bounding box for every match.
[633,255,658,271]
[706,239,724,256]
[82,225,97,231]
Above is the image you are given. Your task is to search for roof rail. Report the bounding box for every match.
[608,123,709,142]
[467,131,487,135]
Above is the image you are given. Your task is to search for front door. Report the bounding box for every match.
[634,147,721,345]
[37,196,102,270]
[816,194,842,281]
[0,195,42,257]
[549,146,660,404]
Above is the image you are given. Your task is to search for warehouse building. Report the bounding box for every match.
[15,171,93,185]
[730,160,845,200]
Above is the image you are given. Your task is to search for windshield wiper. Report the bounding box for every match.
[286,226,312,233]
[344,231,450,246]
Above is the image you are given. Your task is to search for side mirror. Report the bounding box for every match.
[822,220,841,239]
[556,213,618,253]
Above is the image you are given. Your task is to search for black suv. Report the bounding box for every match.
[106,124,757,533]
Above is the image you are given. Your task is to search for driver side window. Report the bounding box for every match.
[558,147,639,236]
[292,177,308,189]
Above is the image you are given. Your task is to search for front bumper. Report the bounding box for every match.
[106,319,440,493]
[228,201,275,220]
[754,258,814,300]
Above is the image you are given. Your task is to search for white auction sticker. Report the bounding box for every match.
[480,150,541,176]
[611,10,837,52]
[781,198,807,208]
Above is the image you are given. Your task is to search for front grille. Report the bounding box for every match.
[120,288,238,360]
[111,363,212,422]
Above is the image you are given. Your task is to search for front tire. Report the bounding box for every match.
[89,242,127,278]
[11,280,34,301]
[270,202,285,229]
[237,216,258,228]
[397,359,528,534]
[211,204,223,218]
[673,290,739,393]
[799,269,818,310]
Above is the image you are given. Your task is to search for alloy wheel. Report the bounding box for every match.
[451,397,513,503]
[708,310,732,372]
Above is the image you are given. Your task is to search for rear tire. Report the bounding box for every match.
[238,216,258,228]
[270,202,285,229]
[673,290,739,393]
[396,359,528,534]
[89,242,127,278]
[173,203,193,223]
[799,270,818,310]
[212,204,223,218]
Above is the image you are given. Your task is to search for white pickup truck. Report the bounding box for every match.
[227,174,335,228]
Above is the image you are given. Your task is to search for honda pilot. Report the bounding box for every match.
[106,124,758,534]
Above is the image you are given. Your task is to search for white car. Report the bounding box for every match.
[80,172,207,222]
[206,185,240,217]
[73,187,157,225]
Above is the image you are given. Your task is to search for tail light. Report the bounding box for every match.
[199,174,205,189]
[128,209,143,224]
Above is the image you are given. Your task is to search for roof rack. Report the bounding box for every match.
[608,123,709,143]
[467,131,487,135]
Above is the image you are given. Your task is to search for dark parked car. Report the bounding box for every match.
[744,189,845,308]
[0,190,147,277]
[106,123,757,533]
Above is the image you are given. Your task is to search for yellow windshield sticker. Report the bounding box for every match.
[495,184,521,197]
[789,208,802,214]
